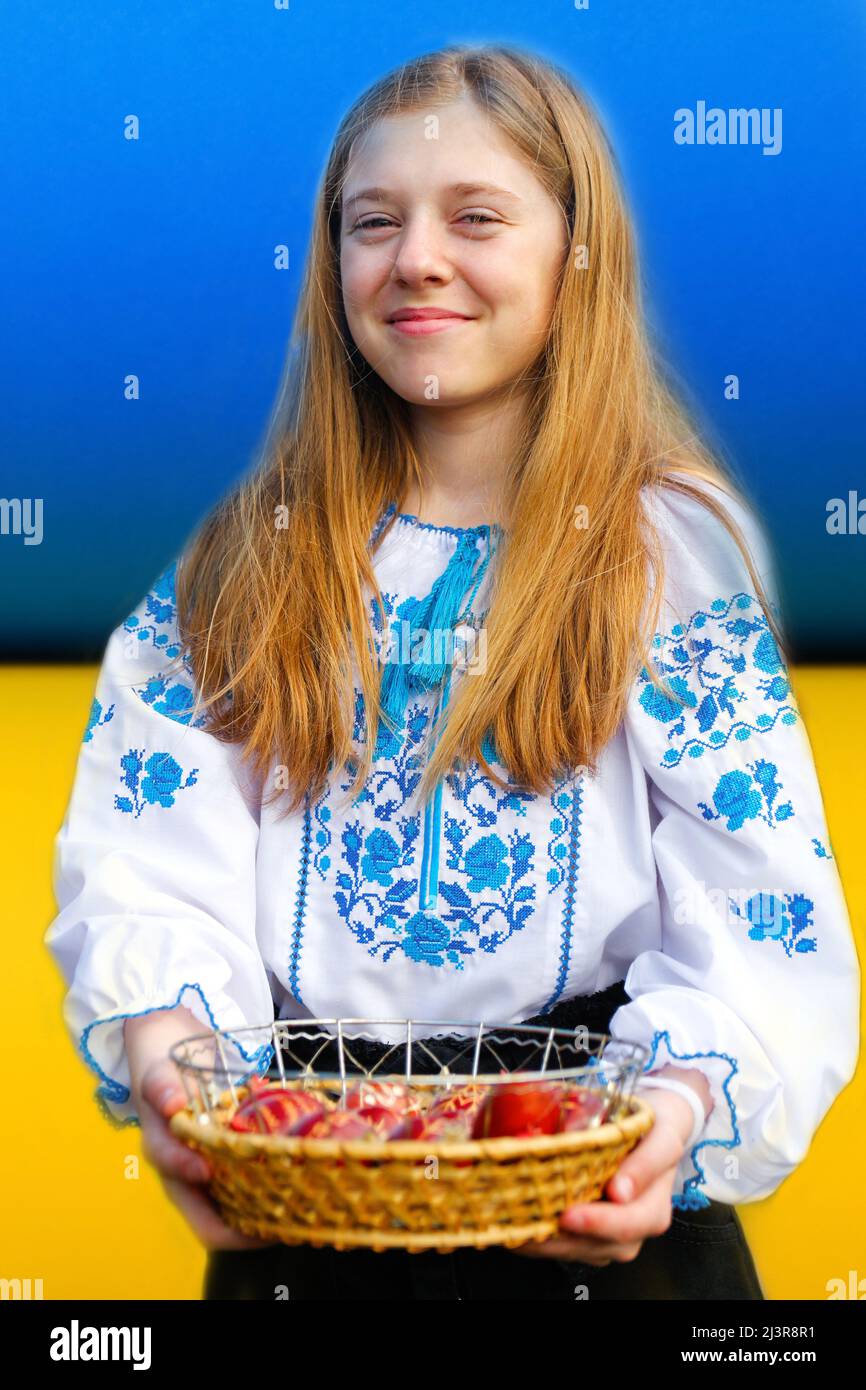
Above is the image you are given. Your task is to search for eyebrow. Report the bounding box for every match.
[343,181,523,211]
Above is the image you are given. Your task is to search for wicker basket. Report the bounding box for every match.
[168,1018,653,1254]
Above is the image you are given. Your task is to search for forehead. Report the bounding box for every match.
[342,100,534,198]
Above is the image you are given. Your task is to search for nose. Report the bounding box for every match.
[390,214,453,286]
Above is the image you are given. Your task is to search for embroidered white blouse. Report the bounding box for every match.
[45,480,860,1211]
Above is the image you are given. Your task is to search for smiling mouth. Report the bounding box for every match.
[386,308,473,323]
[386,315,474,336]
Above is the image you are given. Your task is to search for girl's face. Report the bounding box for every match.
[340,96,570,407]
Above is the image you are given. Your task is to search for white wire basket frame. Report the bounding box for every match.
[169,1016,649,1129]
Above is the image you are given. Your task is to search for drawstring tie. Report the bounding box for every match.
[377,524,501,734]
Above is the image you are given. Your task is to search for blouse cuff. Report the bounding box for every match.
[77,981,273,1128]
[636,1073,708,1150]
[603,1028,741,1210]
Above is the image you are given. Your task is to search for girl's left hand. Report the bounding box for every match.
[510,1088,695,1264]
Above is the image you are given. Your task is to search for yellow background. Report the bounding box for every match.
[2,664,863,1299]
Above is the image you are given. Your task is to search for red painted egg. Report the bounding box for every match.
[471,1081,567,1139]
[344,1080,421,1115]
[229,1086,324,1136]
[303,1111,380,1141]
[427,1083,488,1121]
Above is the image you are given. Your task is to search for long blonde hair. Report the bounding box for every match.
[174,42,785,816]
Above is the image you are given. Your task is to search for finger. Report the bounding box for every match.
[141,1058,192,1118]
[137,1058,215,1183]
[558,1177,674,1244]
[161,1177,278,1252]
[604,1114,685,1203]
[139,1095,213,1185]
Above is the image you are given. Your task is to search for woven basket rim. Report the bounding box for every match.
[169,1094,653,1160]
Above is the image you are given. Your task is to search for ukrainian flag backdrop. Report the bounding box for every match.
[1,0,863,1302]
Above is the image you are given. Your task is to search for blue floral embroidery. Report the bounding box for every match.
[134,673,206,728]
[698,758,794,831]
[333,814,422,961]
[311,792,332,880]
[322,702,590,970]
[123,565,183,658]
[122,565,210,728]
[637,594,799,767]
[441,821,535,953]
[539,778,586,1012]
[443,735,536,829]
[311,747,583,973]
[288,792,314,1005]
[812,837,834,860]
[369,589,398,653]
[288,549,584,984]
[114,748,199,817]
[83,697,115,743]
[547,789,575,885]
[342,692,434,817]
[402,912,453,966]
[333,808,536,969]
[728,891,817,956]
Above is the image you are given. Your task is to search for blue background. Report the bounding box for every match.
[2,0,864,659]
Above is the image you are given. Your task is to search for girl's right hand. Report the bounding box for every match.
[124,1006,277,1252]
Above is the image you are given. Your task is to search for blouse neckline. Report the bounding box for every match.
[395,509,497,538]
[374,501,504,548]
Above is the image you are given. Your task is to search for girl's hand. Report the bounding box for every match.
[511,1086,698,1265]
[124,1006,277,1252]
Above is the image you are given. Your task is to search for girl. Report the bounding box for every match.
[46,44,859,1301]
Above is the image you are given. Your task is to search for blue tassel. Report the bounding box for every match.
[379,526,500,733]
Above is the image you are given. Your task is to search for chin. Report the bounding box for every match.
[394,379,481,406]
[391,361,483,394]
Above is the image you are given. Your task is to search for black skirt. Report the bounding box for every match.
[203,981,765,1301]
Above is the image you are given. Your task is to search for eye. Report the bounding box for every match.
[349,212,501,232]
[351,216,394,231]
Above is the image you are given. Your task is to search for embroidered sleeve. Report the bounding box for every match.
[44,563,274,1126]
[603,482,860,1207]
